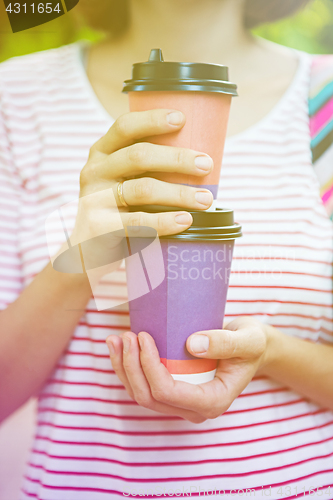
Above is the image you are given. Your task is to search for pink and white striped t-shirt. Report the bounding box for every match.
[0,43,332,500]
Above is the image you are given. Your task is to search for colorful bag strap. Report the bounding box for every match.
[309,55,333,220]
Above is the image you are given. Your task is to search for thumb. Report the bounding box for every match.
[186,328,263,360]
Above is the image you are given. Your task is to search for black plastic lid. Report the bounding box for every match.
[123,49,238,96]
[130,206,242,241]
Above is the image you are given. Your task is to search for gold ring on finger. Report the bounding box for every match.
[117,180,129,208]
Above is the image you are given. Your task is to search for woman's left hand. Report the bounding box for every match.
[106,317,275,424]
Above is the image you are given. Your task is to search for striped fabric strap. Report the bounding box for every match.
[309,55,333,220]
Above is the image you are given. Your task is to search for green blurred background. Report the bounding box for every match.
[0,0,332,63]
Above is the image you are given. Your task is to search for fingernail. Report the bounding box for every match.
[122,336,131,353]
[190,335,209,353]
[167,112,183,126]
[175,212,193,226]
[138,335,144,350]
[194,155,213,172]
[106,340,115,356]
[195,191,213,207]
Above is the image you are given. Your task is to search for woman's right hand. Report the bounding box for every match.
[72,109,214,244]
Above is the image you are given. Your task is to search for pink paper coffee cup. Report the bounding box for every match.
[123,49,238,199]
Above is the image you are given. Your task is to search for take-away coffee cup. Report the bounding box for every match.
[122,49,238,199]
[125,207,242,385]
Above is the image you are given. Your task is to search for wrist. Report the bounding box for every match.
[257,324,285,375]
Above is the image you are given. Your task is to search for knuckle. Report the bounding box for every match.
[189,415,207,424]
[220,403,232,416]
[242,315,253,322]
[149,110,167,130]
[151,386,168,403]
[253,327,267,356]
[202,404,223,420]
[212,408,223,419]
[122,358,133,372]
[80,159,101,188]
[79,166,89,188]
[135,392,152,408]
[114,114,129,138]
[178,184,188,204]
[146,110,159,129]
[88,145,97,160]
[134,178,154,202]
[175,148,186,167]
[127,143,148,167]
[79,164,93,188]
[156,213,169,234]
[205,409,221,420]
[127,212,144,228]
[220,331,236,357]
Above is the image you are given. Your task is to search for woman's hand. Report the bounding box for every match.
[106,317,275,424]
[72,109,214,245]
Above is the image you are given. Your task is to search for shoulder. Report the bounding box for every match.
[308,54,333,133]
[310,54,333,77]
[0,43,85,177]
[309,54,333,110]
[308,55,333,219]
[0,42,81,79]
[0,43,83,98]
[0,42,85,141]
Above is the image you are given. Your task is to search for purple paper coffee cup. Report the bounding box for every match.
[126,207,242,384]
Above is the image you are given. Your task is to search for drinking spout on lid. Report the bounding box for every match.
[149,49,164,62]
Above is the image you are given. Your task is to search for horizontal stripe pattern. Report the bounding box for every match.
[0,44,332,499]
[309,55,333,217]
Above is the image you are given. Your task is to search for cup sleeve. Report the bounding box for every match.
[0,110,23,311]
